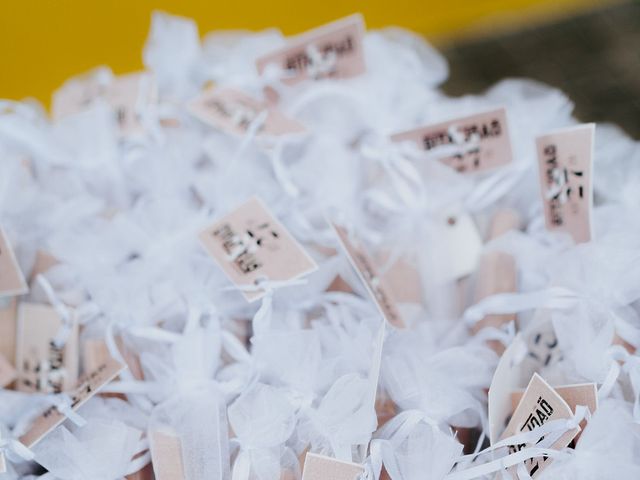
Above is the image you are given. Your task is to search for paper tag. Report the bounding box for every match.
[188,88,305,136]
[16,303,79,394]
[256,14,366,84]
[0,452,5,473]
[377,252,423,304]
[52,71,156,136]
[391,108,513,173]
[472,251,517,333]
[83,337,144,381]
[500,373,579,478]
[433,208,483,282]
[150,429,186,480]
[301,452,364,480]
[0,228,28,298]
[329,221,404,328]
[0,298,17,363]
[536,124,594,244]
[19,357,126,447]
[511,382,597,435]
[488,313,558,443]
[105,72,157,136]
[51,69,108,119]
[199,197,318,302]
[0,352,16,387]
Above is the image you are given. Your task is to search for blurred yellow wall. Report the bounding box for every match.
[1,0,606,106]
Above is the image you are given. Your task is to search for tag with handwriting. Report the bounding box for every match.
[302,453,364,480]
[329,221,404,328]
[199,197,317,302]
[20,358,126,447]
[189,88,305,136]
[0,228,28,298]
[501,373,579,478]
[256,14,366,84]
[391,108,512,173]
[16,303,79,394]
[536,124,594,244]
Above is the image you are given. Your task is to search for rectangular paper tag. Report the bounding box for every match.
[391,108,513,173]
[150,430,186,480]
[16,303,79,394]
[329,221,404,328]
[19,357,126,447]
[0,352,16,387]
[256,14,366,84]
[0,298,17,365]
[0,228,28,298]
[199,197,318,302]
[536,124,594,244]
[501,373,580,478]
[511,382,597,436]
[302,453,364,480]
[188,88,305,136]
[105,72,157,136]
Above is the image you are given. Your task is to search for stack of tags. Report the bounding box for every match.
[0,9,640,480]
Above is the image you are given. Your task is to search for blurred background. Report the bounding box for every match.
[1,0,637,136]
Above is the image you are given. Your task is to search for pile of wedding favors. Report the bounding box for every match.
[1,10,640,480]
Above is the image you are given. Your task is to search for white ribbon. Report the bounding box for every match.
[36,274,75,348]
[46,393,87,427]
[446,406,588,480]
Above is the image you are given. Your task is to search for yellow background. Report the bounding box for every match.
[1,0,606,106]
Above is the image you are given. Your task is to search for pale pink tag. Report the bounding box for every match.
[105,72,157,136]
[501,373,580,478]
[20,357,126,447]
[0,352,16,387]
[256,14,366,84]
[0,298,17,365]
[301,452,364,480]
[536,123,594,244]
[16,303,79,394]
[52,71,156,136]
[51,70,108,119]
[0,228,28,298]
[391,108,513,173]
[150,429,186,480]
[188,88,306,136]
[199,197,318,302]
[329,221,405,328]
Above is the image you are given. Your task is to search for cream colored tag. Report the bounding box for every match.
[301,452,364,480]
[199,197,318,302]
[0,228,28,298]
[15,303,79,393]
[501,373,580,478]
[20,358,126,447]
[150,429,186,480]
[330,222,404,328]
